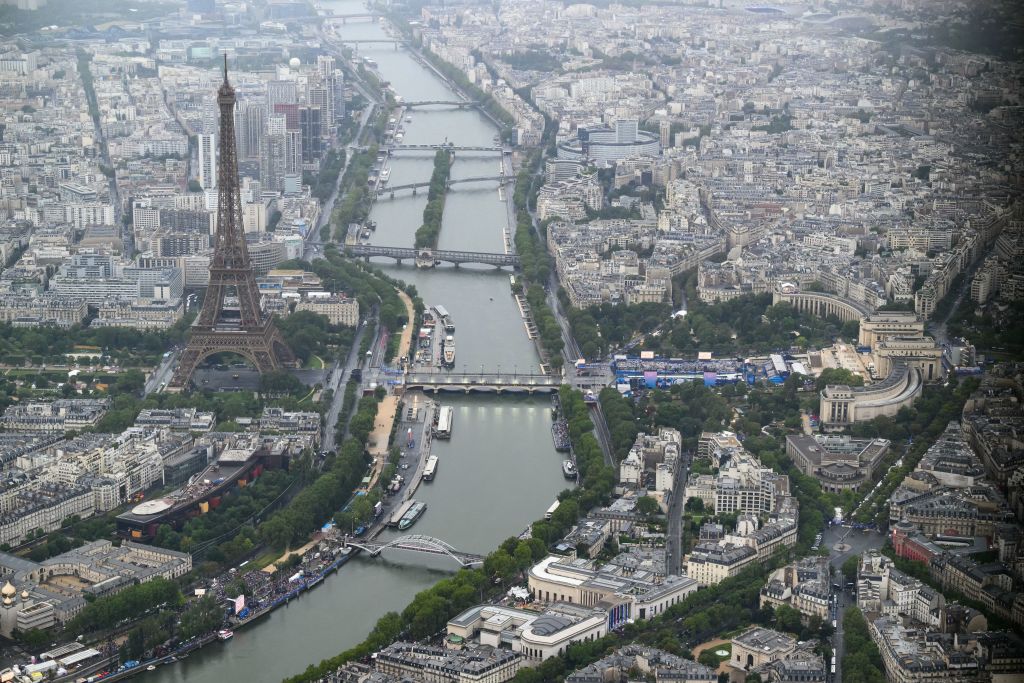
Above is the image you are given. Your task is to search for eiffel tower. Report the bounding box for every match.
[168,57,295,391]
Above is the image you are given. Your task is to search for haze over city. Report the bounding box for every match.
[0,0,1020,682]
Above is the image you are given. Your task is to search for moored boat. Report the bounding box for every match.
[398,500,427,530]
[562,460,577,479]
[442,335,455,367]
[423,455,439,481]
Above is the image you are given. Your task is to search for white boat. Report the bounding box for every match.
[380,167,391,184]
[218,629,234,641]
[433,305,455,332]
[434,406,453,439]
[562,460,577,479]
[423,455,438,481]
[442,335,455,368]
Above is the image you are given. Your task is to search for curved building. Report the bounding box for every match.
[772,286,872,323]
[557,120,660,166]
[820,361,923,429]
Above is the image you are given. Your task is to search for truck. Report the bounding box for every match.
[373,501,383,518]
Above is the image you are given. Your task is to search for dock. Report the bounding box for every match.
[388,499,414,527]
[515,293,539,340]
[401,395,436,499]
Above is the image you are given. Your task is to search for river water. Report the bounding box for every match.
[145,6,569,682]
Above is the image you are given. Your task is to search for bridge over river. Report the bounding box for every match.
[346,245,519,268]
[402,371,561,394]
[377,175,512,197]
[343,534,484,567]
[388,143,506,153]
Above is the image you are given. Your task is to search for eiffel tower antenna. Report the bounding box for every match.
[168,59,295,390]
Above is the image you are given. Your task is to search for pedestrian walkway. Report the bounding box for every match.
[363,287,416,490]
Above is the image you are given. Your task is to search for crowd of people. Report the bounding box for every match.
[201,536,353,626]
[612,357,746,374]
[551,419,570,452]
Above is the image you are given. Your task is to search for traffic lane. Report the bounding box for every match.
[825,525,885,569]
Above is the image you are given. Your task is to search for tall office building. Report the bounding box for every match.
[197,133,216,190]
[331,70,346,123]
[266,80,297,111]
[307,87,331,132]
[285,129,303,175]
[316,55,335,79]
[299,105,322,163]
[272,102,300,130]
[261,114,288,191]
[241,101,267,161]
[234,102,247,159]
[616,119,639,143]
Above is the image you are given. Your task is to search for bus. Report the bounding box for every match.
[545,500,561,520]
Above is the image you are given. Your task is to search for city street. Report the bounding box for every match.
[144,350,180,396]
[824,523,885,572]
[824,523,884,682]
[321,319,370,455]
[665,450,691,575]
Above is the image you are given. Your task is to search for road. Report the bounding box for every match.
[80,58,128,255]
[824,523,886,571]
[821,524,884,682]
[665,450,691,575]
[321,319,370,455]
[832,581,846,683]
[144,350,180,396]
[303,32,382,261]
[588,402,616,468]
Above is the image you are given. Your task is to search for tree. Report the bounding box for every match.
[636,495,661,519]
[698,648,721,668]
[841,555,860,582]
[188,179,202,192]
[179,595,224,640]
[686,497,705,513]
[774,604,803,634]
[816,368,864,392]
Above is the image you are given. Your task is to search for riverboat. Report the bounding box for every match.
[551,420,570,452]
[423,455,439,481]
[434,406,453,439]
[562,460,577,479]
[217,630,234,641]
[433,305,455,332]
[398,500,427,530]
[442,335,455,367]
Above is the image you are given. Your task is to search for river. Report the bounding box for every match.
[144,5,568,682]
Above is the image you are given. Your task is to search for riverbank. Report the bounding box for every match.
[138,5,565,680]
[379,12,513,132]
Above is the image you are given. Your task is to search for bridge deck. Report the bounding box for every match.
[344,534,484,566]
[379,175,510,194]
[346,245,519,267]
[389,144,504,152]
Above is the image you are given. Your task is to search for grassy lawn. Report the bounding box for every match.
[251,549,282,570]
[308,355,325,369]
